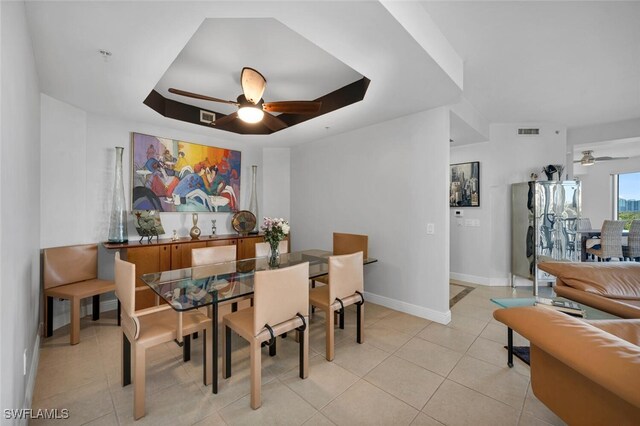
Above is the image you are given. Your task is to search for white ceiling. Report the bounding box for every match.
[157,18,362,117]
[23,1,640,145]
[423,1,640,128]
[25,1,461,146]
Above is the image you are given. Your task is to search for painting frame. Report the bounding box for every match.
[131,132,241,213]
[450,161,480,208]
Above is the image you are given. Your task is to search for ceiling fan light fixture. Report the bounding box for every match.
[237,106,264,123]
[581,158,595,166]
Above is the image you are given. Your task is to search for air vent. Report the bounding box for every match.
[200,110,216,124]
[518,128,539,135]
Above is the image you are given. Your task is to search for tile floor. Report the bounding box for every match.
[32,284,566,425]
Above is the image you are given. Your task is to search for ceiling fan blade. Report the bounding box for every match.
[211,112,238,127]
[241,67,266,104]
[168,88,238,105]
[594,156,629,161]
[263,101,322,114]
[261,112,288,132]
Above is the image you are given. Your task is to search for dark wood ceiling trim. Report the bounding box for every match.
[143,76,370,135]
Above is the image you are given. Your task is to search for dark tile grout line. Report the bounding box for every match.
[450,286,476,308]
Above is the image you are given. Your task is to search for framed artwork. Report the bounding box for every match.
[450,161,480,207]
[131,132,241,212]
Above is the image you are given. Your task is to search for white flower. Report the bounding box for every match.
[282,223,290,234]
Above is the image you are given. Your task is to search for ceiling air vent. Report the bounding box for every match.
[518,128,539,135]
[200,110,216,124]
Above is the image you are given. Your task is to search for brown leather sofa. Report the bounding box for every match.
[494,306,640,425]
[538,262,640,318]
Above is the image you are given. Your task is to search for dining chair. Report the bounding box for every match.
[222,262,309,409]
[115,253,212,420]
[312,233,368,318]
[309,251,365,361]
[586,220,626,261]
[255,240,289,258]
[190,245,240,337]
[623,220,640,261]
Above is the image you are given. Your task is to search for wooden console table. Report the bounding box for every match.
[104,233,269,308]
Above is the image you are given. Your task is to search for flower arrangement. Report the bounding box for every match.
[261,217,290,247]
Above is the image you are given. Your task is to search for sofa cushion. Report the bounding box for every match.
[538,262,640,300]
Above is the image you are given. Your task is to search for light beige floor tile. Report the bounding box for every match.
[395,338,462,377]
[445,313,489,336]
[321,380,418,426]
[280,354,359,409]
[423,380,520,426]
[466,337,530,378]
[480,322,529,346]
[518,413,560,426]
[364,356,444,410]
[303,412,336,425]
[82,411,119,426]
[417,323,477,354]
[361,323,413,354]
[521,385,566,426]
[382,312,432,336]
[219,380,317,426]
[447,356,529,409]
[363,302,395,323]
[332,340,389,377]
[38,335,101,370]
[410,412,445,426]
[450,303,496,322]
[192,411,227,425]
[33,354,107,402]
[30,380,113,426]
[114,381,218,426]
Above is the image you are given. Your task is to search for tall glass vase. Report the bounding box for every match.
[248,165,259,232]
[108,147,128,243]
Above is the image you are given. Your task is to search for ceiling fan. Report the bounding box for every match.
[168,67,322,131]
[574,150,629,166]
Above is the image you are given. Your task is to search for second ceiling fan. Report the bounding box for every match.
[169,67,322,132]
[574,150,629,166]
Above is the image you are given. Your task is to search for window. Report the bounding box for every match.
[615,171,640,229]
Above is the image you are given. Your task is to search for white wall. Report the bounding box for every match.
[576,159,640,227]
[1,0,42,413]
[262,147,291,226]
[450,123,567,286]
[291,108,451,323]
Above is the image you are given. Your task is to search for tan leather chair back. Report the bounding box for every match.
[329,252,364,302]
[191,245,236,267]
[333,233,368,259]
[253,262,309,336]
[43,244,98,289]
[628,220,640,257]
[255,240,288,258]
[601,220,626,258]
[114,252,136,318]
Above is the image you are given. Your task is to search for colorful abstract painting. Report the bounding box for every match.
[131,133,241,213]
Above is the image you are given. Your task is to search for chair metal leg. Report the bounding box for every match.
[203,329,212,386]
[117,300,121,326]
[122,333,131,386]
[92,295,100,320]
[46,296,54,337]
[339,309,345,330]
[224,325,232,379]
[269,337,277,357]
[193,332,198,340]
[183,335,191,362]
[357,302,364,344]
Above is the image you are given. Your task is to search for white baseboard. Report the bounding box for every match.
[364,291,451,325]
[24,332,40,412]
[450,272,489,286]
[52,298,118,331]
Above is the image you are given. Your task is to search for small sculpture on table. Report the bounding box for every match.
[211,219,217,236]
[134,210,165,243]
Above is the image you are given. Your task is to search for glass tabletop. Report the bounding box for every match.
[140,249,377,311]
[491,297,620,320]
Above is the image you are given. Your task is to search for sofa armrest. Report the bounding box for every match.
[493,306,640,408]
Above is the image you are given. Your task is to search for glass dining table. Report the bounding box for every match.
[140,249,378,394]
